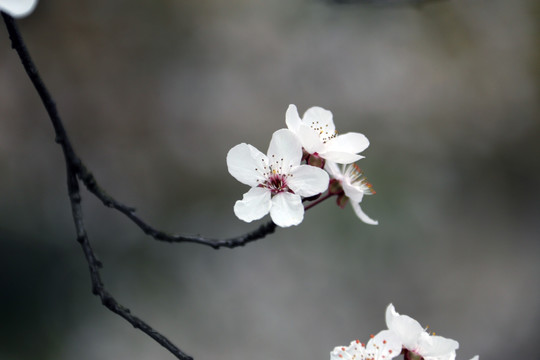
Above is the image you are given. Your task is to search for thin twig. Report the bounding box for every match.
[0,12,277,250]
[77,160,277,249]
[2,12,193,360]
[1,11,277,359]
[66,162,193,360]
[304,191,335,212]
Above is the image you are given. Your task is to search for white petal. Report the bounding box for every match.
[303,106,336,134]
[418,332,459,360]
[320,150,363,164]
[0,0,37,17]
[385,304,424,350]
[365,330,403,360]
[326,132,370,156]
[330,348,349,360]
[233,187,272,223]
[227,143,267,187]
[285,104,302,133]
[469,356,479,360]
[423,350,457,360]
[297,123,325,154]
[342,182,366,202]
[351,202,378,225]
[331,340,366,360]
[267,129,302,170]
[324,161,342,179]
[288,165,329,197]
[270,192,303,227]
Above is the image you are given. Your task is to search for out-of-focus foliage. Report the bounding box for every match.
[1,1,539,359]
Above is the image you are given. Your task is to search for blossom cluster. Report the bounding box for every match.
[331,304,479,360]
[227,104,377,227]
[0,0,38,18]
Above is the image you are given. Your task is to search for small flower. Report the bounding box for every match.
[227,129,329,227]
[385,304,459,360]
[0,0,38,18]
[286,104,370,164]
[325,161,378,225]
[330,330,402,360]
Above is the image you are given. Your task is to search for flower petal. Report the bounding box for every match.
[288,165,329,197]
[343,182,366,202]
[418,332,459,360]
[303,106,336,135]
[270,192,303,227]
[285,104,302,133]
[297,123,324,154]
[331,340,366,360]
[365,330,403,360]
[0,0,37,17]
[227,143,267,187]
[324,161,342,180]
[351,202,378,225]
[326,132,370,156]
[385,304,424,350]
[320,150,363,164]
[267,129,302,171]
[423,350,457,360]
[233,187,271,223]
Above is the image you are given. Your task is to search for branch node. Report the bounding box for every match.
[101,293,115,307]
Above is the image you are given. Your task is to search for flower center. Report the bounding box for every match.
[309,120,338,144]
[254,155,294,195]
[345,164,376,195]
[264,173,289,194]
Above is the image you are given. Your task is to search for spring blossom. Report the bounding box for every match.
[385,304,460,360]
[227,129,329,227]
[286,104,369,164]
[0,0,38,18]
[331,330,402,360]
[326,161,378,225]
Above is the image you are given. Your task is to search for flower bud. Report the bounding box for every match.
[336,194,349,209]
[307,153,325,169]
[328,179,344,195]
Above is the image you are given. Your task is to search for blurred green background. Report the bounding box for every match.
[1,0,539,359]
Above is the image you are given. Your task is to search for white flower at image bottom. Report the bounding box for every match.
[385,304,460,360]
[331,330,402,360]
[0,0,38,18]
[227,129,329,227]
[286,104,370,164]
[326,161,378,225]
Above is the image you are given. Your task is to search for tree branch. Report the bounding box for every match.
[1,11,276,359]
[2,12,193,360]
[1,12,277,250]
[66,162,193,360]
[77,160,277,249]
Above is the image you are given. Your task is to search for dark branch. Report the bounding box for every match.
[1,12,277,250]
[2,12,193,360]
[2,10,280,357]
[77,161,277,249]
[67,157,193,360]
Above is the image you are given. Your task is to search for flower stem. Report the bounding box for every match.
[304,191,336,211]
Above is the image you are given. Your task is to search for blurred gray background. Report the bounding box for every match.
[1,0,539,359]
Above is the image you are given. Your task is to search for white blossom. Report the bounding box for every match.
[326,161,378,225]
[330,330,402,360]
[0,0,38,18]
[286,104,369,164]
[385,304,459,360]
[227,129,329,227]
